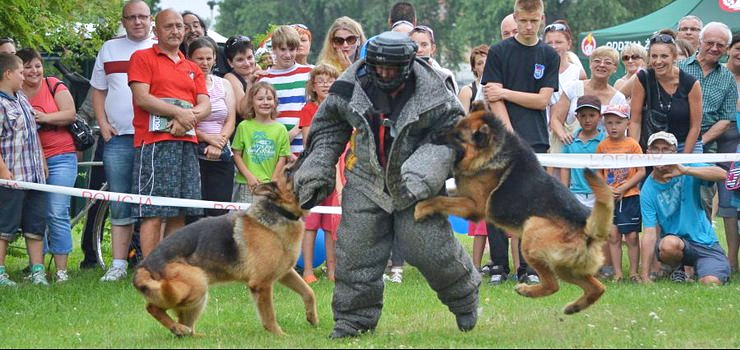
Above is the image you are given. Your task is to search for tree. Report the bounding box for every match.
[0,0,122,71]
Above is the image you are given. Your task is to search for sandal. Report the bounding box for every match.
[303,275,318,284]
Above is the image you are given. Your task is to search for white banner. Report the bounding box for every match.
[3,153,739,214]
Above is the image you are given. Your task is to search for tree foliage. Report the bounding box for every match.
[0,0,122,71]
[213,0,673,69]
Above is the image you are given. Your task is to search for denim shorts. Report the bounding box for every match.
[132,141,203,218]
[656,235,731,283]
[0,187,47,241]
[103,135,136,225]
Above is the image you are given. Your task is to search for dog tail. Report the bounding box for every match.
[584,168,614,244]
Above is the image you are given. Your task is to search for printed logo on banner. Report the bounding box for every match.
[533,64,545,80]
[719,0,740,12]
[581,33,597,57]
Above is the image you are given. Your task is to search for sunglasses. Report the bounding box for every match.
[391,20,414,30]
[332,35,358,46]
[622,54,642,61]
[0,37,15,45]
[226,35,251,49]
[544,23,569,33]
[649,33,675,45]
[411,25,435,43]
[292,23,308,30]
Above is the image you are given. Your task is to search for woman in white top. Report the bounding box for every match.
[458,44,488,113]
[614,43,647,97]
[544,20,586,119]
[188,37,236,218]
[550,46,626,148]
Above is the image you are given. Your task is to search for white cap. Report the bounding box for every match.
[647,131,678,147]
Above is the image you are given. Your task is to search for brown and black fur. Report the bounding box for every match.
[415,110,614,314]
[132,168,318,336]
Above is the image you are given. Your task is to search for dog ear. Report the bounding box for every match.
[253,182,279,199]
[473,124,490,148]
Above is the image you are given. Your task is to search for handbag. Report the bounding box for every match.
[638,69,670,150]
[45,78,95,151]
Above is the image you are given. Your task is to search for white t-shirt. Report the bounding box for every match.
[90,36,156,135]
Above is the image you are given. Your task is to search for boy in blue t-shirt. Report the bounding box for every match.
[640,131,731,285]
[561,95,605,208]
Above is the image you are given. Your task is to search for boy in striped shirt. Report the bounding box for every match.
[258,25,312,155]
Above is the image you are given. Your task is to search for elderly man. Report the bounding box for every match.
[128,8,210,257]
[676,15,703,54]
[640,132,731,285]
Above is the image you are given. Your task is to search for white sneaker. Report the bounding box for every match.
[389,271,403,284]
[100,266,127,282]
[55,270,69,283]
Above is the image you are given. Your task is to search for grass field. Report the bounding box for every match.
[0,220,738,348]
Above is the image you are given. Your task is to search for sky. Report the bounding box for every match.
[158,0,221,28]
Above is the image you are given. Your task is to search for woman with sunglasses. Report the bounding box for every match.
[629,31,702,153]
[614,43,647,94]
[223,35,261,121]
[318,16,366,73]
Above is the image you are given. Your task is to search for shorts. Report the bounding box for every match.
[467,220,488,237]
[614,195,641,234]
[103,135,136,225]
[304,190,340,241]
[574,193,595,209]
[233,183,254,204]
[0,188,47,241]
[656,235,731,283]
[132,141,203,218]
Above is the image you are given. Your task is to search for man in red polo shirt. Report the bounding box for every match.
[128,8,211,257]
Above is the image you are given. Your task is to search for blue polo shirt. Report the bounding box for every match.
[641,163,718,246]
[562,128,605,194]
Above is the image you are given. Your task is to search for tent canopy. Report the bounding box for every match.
[577,0,739,64]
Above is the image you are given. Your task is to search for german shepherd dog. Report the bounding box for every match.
[132,167,318,336]
[414,110,614,314]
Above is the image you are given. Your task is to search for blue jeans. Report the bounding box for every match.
[103,135,136,226]
[44,152,77,255]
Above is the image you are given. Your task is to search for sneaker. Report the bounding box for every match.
[28,269,49,286]
[525,274,540,284]
[389,271,403,284]
[597,265,615,280]
[0,272,17,287]
[55,270,69,283]
[480,262,493,276]
[670,269,688,283]
[100,266,127,282]
[489,273,507,285]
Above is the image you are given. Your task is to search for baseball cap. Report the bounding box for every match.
[647,131,678,147]
[575,95,602,113]
[602,104,630,119]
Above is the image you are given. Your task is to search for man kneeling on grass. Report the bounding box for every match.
[640,132,731,285]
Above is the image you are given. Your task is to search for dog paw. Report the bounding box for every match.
[414,201,434,221]
[563,303,583,315]
[514,283,534,297]
[170,324,193,337]
[307,312,319,326]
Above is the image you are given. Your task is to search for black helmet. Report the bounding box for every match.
[364,31,417,92]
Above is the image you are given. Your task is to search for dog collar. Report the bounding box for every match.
[265,202,301,221]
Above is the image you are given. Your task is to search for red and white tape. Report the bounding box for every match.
[3,153,739,214]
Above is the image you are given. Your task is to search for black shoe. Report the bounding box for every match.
[455,310,478,332]
[79,259,99,270]
[329,323,365,339]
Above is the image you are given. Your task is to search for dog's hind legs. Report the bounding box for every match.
[146,303,193,337]
[514,256,560,298]
[558,272,605,315]
[279,269,319,326]
[249,283,285,335]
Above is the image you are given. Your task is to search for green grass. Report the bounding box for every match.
[0,220,738,348]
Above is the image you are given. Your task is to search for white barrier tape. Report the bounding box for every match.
[4,153,740,214]
[537,153,740,169]
[0,179,342,215]
[78,161,103,167]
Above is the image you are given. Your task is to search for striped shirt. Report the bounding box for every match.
[0,90,46,184]
[259,64,311,153]
[679,55,738,152]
